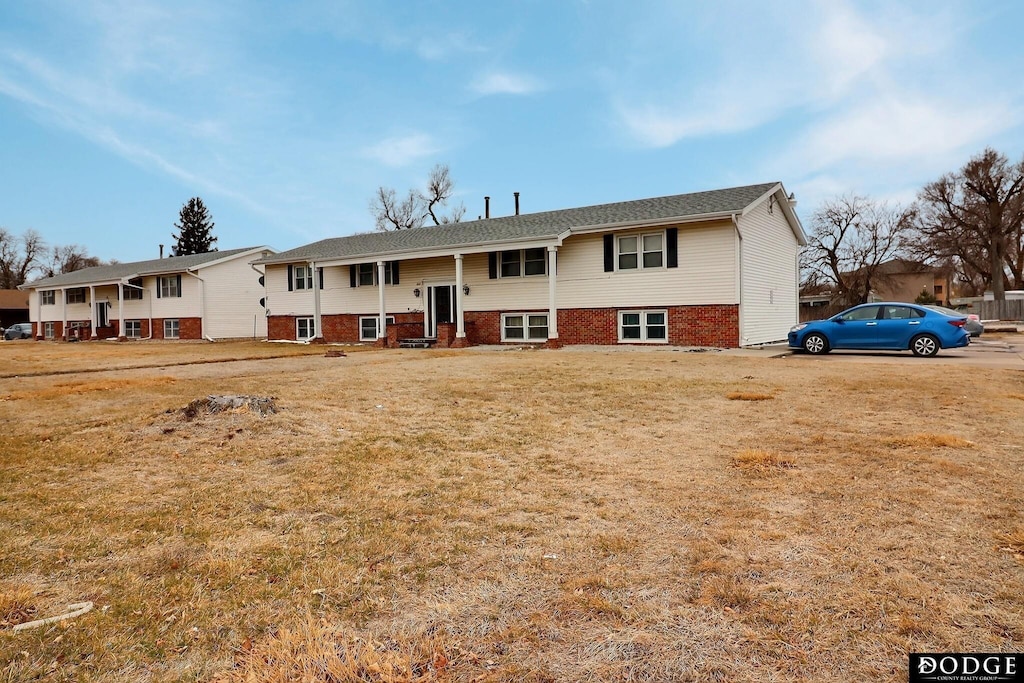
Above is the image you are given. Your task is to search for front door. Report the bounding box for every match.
[96,302,108,328]
[425,285,456,338]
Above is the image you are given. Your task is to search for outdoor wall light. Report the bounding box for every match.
[413,288,421,298]
[463,284,470,295]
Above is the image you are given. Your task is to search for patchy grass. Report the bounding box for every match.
[726,391,775,401]
[731,448,796,471]
[1,343,1023,681]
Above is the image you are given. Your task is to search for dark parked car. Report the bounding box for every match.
[789,302,970,357]
[3,323,33,340]
[925,305,983,337]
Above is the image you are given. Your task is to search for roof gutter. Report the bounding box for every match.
[732,213,745,346]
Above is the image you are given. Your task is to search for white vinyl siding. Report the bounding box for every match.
[736,195,801,345]
[199,251,272,338]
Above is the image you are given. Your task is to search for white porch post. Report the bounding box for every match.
[61,288,68,340]
[35,288,43,339]
[118,282,125,340]
[89,285,97,339]
[376,261,387,341]
[547,246,559,340]
[311,261,322,340]
[454,254,466,339]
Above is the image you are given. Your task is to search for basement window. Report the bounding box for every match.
[501,313,548,342]
[359,316,396,341]
[618,310,667,343]
[296,317,315,340]
[163,319,180,339]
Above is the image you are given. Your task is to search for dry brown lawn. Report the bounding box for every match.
[1,341,1022,682]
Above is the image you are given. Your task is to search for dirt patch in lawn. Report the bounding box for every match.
[1,346,1022,681]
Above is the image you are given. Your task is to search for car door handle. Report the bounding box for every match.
[866,322,877,326]
[908,321,920,325]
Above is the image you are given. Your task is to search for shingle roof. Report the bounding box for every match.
[258,182,781,264]
[22,247,266,289]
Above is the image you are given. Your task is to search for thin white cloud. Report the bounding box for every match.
[361,133,441,167]
[470,71,542,96]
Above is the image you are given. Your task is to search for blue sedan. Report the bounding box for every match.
[789,302,970,357]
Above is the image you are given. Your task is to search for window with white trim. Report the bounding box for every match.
[292,265,314,290]
[123,278,144,300]
[296,317,315,340]
[125,320,142,338]
[500,248,546,277]
[66,288,86,304]
[355,262,395,286]
[501,313,549,342]
[617,232,665,270]
[158,275,181,298]
[359,315,396,341]
[43,322,55,339]
[41,290,55,305]
[163,319,180,339]
[618,310,668,343]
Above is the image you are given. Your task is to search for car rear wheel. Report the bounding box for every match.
[803,333,829,355]
[910,334,939,357]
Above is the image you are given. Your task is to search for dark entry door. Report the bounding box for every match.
[426,285,456,337]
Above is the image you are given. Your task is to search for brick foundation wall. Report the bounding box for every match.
[270,305,739,347]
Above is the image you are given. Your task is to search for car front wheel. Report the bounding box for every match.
[803,332,830,355]
[910,334,939,357]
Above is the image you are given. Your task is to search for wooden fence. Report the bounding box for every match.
[978,299,1024,321]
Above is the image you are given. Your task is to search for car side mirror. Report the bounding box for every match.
[832,316,844,323]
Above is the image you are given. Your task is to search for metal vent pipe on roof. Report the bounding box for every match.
[514,192,520,215]
[485,196,490,219]
[159,244,164,258]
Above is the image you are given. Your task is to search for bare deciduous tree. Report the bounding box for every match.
[0,228,46,289]
[801,196,915,306]
[370,164,466,231]
[914,148,1024,300]
[43,244,101,278]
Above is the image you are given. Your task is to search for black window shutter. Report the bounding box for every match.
[156,280,161,299]
[287,265,293,291]
[391,261,399,285]
[318,267,324,289]
[603,234,615,272]
[176,274,182,297]
[488,252,497,279]
[666,228,678,268]
[349,265,357,288]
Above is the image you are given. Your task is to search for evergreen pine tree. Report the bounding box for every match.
[172,197,218,255]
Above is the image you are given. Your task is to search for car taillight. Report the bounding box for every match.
[947,319,965,327]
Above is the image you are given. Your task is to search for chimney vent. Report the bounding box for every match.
[514,192,520,215]
[485,196,490,219]
[159,244,164,259]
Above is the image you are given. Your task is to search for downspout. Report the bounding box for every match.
[732,213,744,347]
[251,263,268,339]
[120,279,153,339]
[183,269,212,342]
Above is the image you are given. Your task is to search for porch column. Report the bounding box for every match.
[61,288,68,341]
[547,246,559,340]
[376,261,387,340]
[117,282,125,341]
[35,288,43,340]
[454,254,466,339]
[311,261,323,340]
[89,285,97,339]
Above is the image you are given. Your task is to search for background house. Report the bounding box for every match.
[0,289,30,330]
[22,247,274,341]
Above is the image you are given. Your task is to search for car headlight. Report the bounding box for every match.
[790,323,807,333]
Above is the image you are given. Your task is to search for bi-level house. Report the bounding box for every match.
[21,247,274,341]
[254,183,806,348]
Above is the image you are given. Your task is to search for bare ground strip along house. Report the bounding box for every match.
[21,247,274,341]
[255,183,806,348]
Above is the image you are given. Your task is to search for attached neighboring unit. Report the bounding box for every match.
[254,183,806,348]
[20,247,275,341]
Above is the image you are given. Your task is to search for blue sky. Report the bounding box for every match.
[2,0,1023,263]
